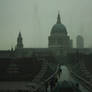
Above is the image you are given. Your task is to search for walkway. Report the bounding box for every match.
[59,65,89,92]
[47,65,89,92]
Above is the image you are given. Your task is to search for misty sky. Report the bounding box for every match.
[0,0,92,50]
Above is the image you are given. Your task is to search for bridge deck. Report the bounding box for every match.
[48,65,89,92]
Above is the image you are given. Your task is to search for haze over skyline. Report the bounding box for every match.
[0,0,92,50]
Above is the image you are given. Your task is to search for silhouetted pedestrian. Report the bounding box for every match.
[58,64,62,78]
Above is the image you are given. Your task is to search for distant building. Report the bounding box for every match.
[0,12,92,59]
[16,32,24,49]
[48,13,72,55]
[76,35,84,49]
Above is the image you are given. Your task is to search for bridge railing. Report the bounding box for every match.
[33,65,60,92]
[70,70,92,92]
[67,62,92,91]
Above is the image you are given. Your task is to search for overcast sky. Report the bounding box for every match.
[0,0,92,50]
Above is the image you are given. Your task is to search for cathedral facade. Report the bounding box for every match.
[14,13,72,57]
[48,13,72,56]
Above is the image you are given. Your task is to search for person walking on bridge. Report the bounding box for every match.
[58,64,62,78]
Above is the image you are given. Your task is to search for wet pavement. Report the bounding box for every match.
[59,65,89,92]
[48,65,89,92]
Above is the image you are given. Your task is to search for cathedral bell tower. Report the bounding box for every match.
[16,32,23,49]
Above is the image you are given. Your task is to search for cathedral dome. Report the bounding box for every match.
[51,23,67,35]
[51,13,67,35]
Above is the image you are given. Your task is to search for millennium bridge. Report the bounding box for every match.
[0,57,91,92]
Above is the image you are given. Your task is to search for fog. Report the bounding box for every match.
[0,0,92,50]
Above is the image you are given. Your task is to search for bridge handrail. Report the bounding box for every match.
[34,65,59,92]
[70,70,92,91]
[44,66,58,82]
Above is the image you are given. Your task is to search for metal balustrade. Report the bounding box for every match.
[33,65,60,92]
[70,69,92,92]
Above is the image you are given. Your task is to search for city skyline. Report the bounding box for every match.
[0,0,92,50]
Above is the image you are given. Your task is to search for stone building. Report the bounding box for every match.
[48,13,72,56]
[16,32,24,49]
[76,35,84,49]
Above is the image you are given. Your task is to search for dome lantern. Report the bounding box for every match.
[50,13,67,35]
[57,12,61,24]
